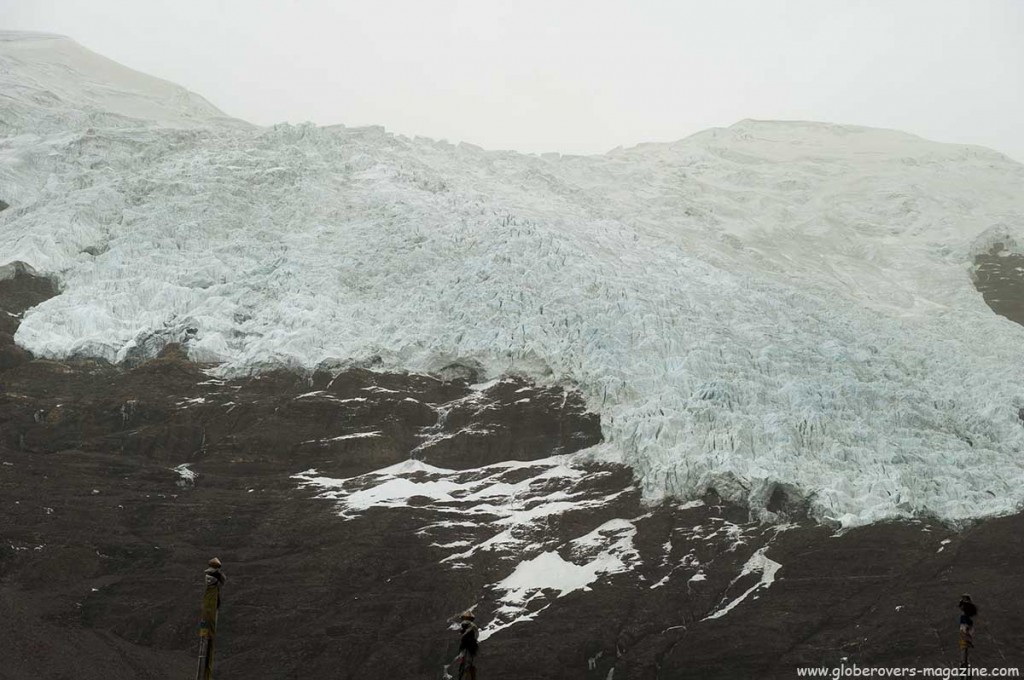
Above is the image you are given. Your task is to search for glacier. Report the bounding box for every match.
[3,32,1024,527]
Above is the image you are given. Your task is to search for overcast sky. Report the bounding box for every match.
[2,0,1022,160]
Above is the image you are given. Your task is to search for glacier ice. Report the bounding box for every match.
[4,33,1024,526]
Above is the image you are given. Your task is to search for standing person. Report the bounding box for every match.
[456,611,479,680]
[958,594,977,669]
[197,558,227,680]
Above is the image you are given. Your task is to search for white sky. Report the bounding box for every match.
[2,0,1022,160]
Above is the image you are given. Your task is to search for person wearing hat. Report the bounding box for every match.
[198,558,227,680]
[958,594,977,668]
[456,611,479,680]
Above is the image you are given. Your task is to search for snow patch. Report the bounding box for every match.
[295,454,643,640]
[169,462,195,489]
[702,546,782,620]
[293,455,606,531]
[482,518,640,640]
[301,431,383,445]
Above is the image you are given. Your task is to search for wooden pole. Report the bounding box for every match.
[195,636,209,680]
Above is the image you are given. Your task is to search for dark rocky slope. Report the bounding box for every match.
[1,265,1023,679]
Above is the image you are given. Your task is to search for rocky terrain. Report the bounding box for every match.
[2,263,1023,680]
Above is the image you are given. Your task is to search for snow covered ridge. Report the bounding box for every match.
[0,32,229,133]
[4,35,1024,527]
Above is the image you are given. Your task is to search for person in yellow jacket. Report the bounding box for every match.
[197,558,226,680]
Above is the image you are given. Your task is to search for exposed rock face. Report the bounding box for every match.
[974,246,1024,326]
[2,269,1024,679]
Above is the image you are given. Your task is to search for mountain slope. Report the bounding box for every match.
[2,33,1024,528]
[3,33,1024,680]
[0,31,227,133]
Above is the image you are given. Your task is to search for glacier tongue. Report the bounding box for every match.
[3,33,1024,526]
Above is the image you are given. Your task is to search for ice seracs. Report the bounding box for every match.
[4,33,1024,526]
